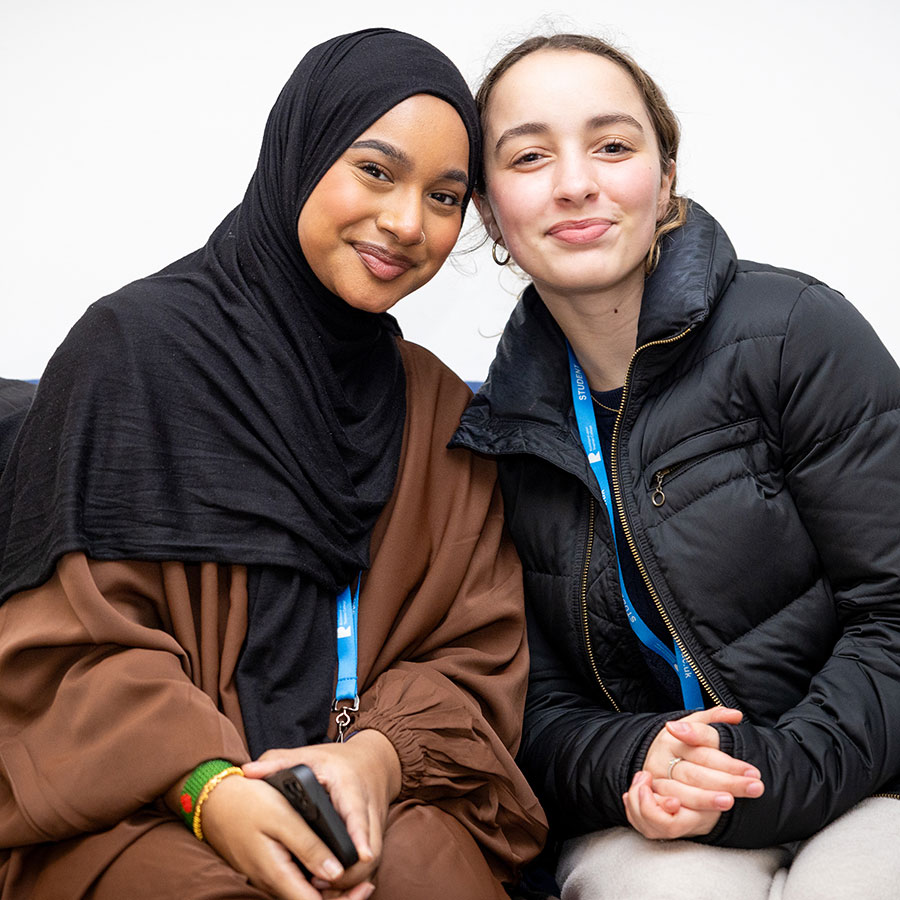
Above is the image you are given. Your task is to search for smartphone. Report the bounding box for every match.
[264,764,359,869]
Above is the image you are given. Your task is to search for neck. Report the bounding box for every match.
[538,278,643,391]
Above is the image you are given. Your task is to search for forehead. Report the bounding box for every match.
[355,94,469,165]
[486,49,650,134]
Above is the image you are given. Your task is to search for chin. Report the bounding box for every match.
[538,270,611,293]
[550,258,642,294]
[343,289,405,314]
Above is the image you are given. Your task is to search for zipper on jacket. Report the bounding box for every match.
[651,458,708,507]
[651,469,670,507]
[652,461,702,507]
[651,438,758,508]
[610,329,724,708]
[650,454,707,507]
[581,498,621,712]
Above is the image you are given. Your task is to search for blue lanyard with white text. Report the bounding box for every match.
[567,343,703,710]
[334,573,362,741]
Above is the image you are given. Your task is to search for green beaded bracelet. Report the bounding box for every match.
[177,759,235,830]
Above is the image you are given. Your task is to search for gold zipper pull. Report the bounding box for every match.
[651,470,667,507]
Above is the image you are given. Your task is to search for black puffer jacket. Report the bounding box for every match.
[452,203,900,848]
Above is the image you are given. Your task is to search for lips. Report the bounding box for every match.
[547,218,613,245]
[353,242,414,281]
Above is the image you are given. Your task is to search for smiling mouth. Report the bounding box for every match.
[353,242,414,281]
[547,219,613,245]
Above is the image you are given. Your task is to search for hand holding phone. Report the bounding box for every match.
[264,763,359,869]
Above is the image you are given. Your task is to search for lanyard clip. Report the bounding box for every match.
[333,694,359,743]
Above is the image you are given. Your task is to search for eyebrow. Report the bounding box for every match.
[349,139,469,188]
[493,123,548,155]
[493,113,645,155]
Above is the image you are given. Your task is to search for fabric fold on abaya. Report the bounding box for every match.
[0,28,480,754]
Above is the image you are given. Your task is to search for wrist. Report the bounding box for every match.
[166,759,244,838]
[349,729,401,801]
[635,713,685,775]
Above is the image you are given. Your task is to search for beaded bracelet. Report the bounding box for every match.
[178,759,240,831]
[193,766,244,841]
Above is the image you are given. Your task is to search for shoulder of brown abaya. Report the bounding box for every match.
[395,337,474,418]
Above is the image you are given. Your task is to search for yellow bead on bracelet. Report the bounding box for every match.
[192,766,245,842]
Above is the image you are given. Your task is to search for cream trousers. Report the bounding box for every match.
[557,797,900,900]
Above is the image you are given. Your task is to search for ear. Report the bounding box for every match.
[657,159,676,221]
[473,191,503,245]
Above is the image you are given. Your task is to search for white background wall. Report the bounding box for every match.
[2,0,898,380]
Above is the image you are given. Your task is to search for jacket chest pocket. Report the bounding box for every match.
[642,418,771,511]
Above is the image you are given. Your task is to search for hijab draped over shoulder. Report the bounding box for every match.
[0,29,480,755]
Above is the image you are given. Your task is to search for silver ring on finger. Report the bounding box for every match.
[666,756,683,779]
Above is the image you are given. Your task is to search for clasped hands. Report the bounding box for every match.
[189,729,401,900]
[622,707,765,840]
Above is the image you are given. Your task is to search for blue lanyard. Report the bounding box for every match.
[335,574,361,705]
[567,343,703,710]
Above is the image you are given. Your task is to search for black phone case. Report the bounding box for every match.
[264,764,359,868]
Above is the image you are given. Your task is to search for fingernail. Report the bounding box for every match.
[362,884,376,900]
[322,858,343,880]
[631,771,640,786]
[669,721,689,735]
[743,767,761,779]
[714,793,733,810]
[747,780,764,797]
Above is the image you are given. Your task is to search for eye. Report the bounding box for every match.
[511,150,545,167]
[596,139,632,156]
[359,162,391,181]
[430,191,461,207]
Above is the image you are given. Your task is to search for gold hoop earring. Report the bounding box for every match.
[491,240,510,267]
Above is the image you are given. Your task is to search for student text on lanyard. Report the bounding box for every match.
[567,342,703,710]
[334,574,362,742]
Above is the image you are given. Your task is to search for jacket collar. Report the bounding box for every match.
[453,202,737,457]
[638,201,736,345]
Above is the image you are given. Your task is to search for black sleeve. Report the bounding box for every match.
[705,284,900,848]
[518,609,682,837]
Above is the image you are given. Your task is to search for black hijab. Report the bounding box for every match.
[0,29,479,754]
[0,379,35,482]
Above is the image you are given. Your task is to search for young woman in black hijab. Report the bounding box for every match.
[0,29,545,900]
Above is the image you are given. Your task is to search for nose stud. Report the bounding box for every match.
[415,231,426,245]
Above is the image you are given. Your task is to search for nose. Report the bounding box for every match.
[552,150,600,205]
[376,190,425,246]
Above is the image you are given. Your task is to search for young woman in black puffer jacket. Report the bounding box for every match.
[453,33,900,900]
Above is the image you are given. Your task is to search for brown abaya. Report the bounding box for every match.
[0,340,546,898]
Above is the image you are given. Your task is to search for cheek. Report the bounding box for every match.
[426,215,463,265]
[486,177,539,242]
[617,165,666,221]
[299,177,365,244]
[296,204,325,276]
